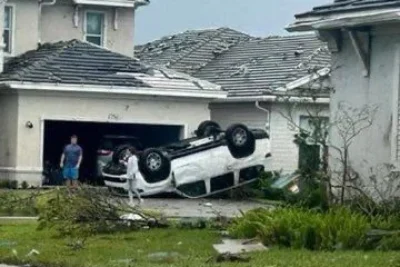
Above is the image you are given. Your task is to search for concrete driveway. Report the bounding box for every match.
[137,198,270,218]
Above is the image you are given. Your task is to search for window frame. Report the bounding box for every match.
[83,10,106,47]
[3,4,15,56]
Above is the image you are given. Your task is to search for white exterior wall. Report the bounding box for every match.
[3,90,211,186]
[210,102,329,173]
[327,25,400,181]
[41,0,135,56]
[4,0,135,57]
[6,0,39,56]
[0,93,19,172]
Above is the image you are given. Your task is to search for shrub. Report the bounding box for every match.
[9,180,18,189]
[21,181,29,189]
[0,179,18,189]
[229,207,372,250]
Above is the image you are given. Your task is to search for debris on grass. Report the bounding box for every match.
[26,249,40,257]
[213,238,267,255]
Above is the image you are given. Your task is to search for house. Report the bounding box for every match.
[287,0,400,185]
[0,1,226,186]
[1,0,149,58]
[136,28,331,172]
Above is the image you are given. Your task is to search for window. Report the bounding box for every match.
[85,12,105,46]
[299,116,329,145]
[298,116,329,172]
[3,6,13,54]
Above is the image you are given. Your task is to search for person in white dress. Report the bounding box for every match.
[121,147,143,205]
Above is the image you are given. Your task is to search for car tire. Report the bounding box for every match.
[226,124,255,158]
[139,148,171,183]
[196,120,221,138]
[112,144,131,164]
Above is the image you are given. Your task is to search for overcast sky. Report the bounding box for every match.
[135,0,330,44]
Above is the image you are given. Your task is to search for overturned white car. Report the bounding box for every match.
[102,121,271,198]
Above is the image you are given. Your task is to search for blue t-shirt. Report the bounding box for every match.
[63,144,82,168]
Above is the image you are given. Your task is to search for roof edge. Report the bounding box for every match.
[287,8,400,32]
[213,95,330,104]
[2,81,227,99]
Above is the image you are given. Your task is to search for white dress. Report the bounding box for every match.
[126,155,141,204]
[126,155,139,183]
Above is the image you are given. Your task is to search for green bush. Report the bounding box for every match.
[229,207,372,250]
[21,181,29,189]
[0,179,18,189]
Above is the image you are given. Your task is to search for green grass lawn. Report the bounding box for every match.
[1,220,400,267]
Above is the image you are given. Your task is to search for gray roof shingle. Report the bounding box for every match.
[136,30,331,97]
[195,34,330,96]
[296,0,400,18]
[135,27,251,75]
[0,39,221,92]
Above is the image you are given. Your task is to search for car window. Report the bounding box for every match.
[177,181,207,197]
[211,173,234,192]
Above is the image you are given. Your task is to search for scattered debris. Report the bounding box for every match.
[294,50,304,57]
[120,213,145,221]
[213,239,267,255]
[203,202,213,208]
[11,249,18,257]
[219,230,231,237]
[230,64,250,78]
[270,173,301,194]
[26,249,40,257]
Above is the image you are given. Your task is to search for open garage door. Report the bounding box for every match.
[42,120,183,186]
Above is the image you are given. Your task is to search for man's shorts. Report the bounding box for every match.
[63,167,79,180]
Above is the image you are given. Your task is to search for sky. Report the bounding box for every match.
[135,0,330,44]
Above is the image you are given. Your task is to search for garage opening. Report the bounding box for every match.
[42,120,183,186]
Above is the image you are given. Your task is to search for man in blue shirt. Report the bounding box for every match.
[60,135,83,188]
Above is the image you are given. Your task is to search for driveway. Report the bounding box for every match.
[137,198,270,218]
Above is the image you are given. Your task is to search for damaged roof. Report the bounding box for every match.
[135,27,251,75]
[0,39,221,92]
[296,0,400,18]
[136,30,330,97]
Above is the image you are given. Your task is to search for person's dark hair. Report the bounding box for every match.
[128,146,136,155]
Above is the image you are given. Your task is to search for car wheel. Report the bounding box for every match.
[226,124,255,158]
[139,148,171,183]
[112,144,131,164]
[196,120,221,137]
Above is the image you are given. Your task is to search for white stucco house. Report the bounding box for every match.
[136,28,332,172]
[0,0,227,186]
[288,0,400,188]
